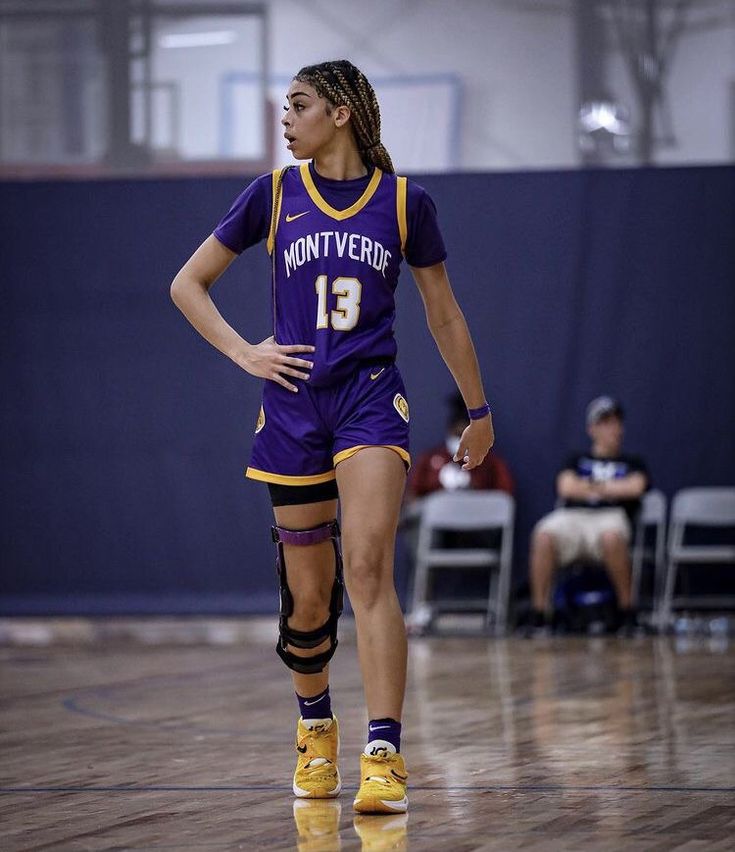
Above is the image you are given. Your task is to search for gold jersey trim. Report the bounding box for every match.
[333,444,411,469]
[245,466,336,485]
[254,405,266,434]
[267,169,284,256]
[396,175,408,255]
[300,163,382,221]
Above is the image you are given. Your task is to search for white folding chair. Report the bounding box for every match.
[656,487,735,630]
[408,490,515,635]
[631,489,667,609]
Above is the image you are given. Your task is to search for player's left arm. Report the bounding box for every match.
[411,261,494,470]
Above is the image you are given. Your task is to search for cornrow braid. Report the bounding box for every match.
[294,59,395,174]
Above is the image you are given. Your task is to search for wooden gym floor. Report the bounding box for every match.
[1,619,734,851]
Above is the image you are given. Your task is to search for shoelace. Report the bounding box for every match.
[299,756,336,782]
[361,757,406,790]
[365,775,391,785]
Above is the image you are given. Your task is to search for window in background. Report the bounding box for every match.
[0,2,105,172]
[0,0,268,178]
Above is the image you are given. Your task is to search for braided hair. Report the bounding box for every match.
[294,59,395,174]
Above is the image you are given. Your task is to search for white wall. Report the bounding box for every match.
[268,0,578,171]
[5,0,730,171]
[144,13,264,159]
[266,0,734,170]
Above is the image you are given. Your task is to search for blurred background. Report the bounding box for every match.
[1,0,733,176]
[1,0,734,620]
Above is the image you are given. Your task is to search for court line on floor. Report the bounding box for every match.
[58,661,283,736]
[60,695,254,737]
[1,784,733,794]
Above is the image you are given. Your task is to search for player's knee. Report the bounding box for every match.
[344,554,392,610]
[289,592,331,633]
[273,520,344,674]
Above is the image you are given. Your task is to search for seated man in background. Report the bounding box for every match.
[528,396,648,633]
[407,392,514,500]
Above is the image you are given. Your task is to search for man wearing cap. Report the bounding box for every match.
[527,396,649,633]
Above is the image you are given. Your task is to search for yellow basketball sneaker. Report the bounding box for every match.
[353,747,408,814]
[293,716,341,798]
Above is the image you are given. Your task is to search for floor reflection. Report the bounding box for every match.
[292,800,409,851]
[293,799,342,852]
[408,635,733,793]
[353,813,408,851]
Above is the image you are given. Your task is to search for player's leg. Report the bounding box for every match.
[273,497,339,695]
[271,484,343,798]
[335,446,409,814]
[337,447,406,719]
[250,383,346,796]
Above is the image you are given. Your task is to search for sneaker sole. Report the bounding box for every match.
[293,774,342,798]
[353,794,408,814]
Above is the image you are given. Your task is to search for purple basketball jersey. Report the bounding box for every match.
[270,164,406,387]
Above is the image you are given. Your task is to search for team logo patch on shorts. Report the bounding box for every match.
[393,393,409,423]
[255,405,266,434]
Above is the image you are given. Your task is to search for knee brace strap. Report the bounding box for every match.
[272,520,339,547]
[273,520,344,675]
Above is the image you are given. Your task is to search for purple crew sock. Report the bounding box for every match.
[296,686,332,721]
[366,717,401,754]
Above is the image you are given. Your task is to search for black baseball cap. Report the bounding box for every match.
[586,396,624,426]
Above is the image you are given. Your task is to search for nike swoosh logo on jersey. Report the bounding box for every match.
[285,211,310,222]
[370,368,385,380]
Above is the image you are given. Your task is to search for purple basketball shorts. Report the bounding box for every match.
[245,362,410,485]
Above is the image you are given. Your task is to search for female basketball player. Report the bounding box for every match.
[170,60,494,814]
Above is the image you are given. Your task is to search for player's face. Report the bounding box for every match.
[588,414,624,454]
[282,80,338,160]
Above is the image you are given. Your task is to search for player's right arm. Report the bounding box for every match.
[170,234,313,393]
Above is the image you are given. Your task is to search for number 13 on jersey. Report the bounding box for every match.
[315,275,362,331]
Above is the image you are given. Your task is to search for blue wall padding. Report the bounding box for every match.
[1,166,733,613]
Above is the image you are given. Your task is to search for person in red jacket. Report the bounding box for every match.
[407,393,514,500]
[402,394,513,631]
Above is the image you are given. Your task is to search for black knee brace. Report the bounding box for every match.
[272,520,344,675]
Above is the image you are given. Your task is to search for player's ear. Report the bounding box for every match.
[333,104,351,128]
